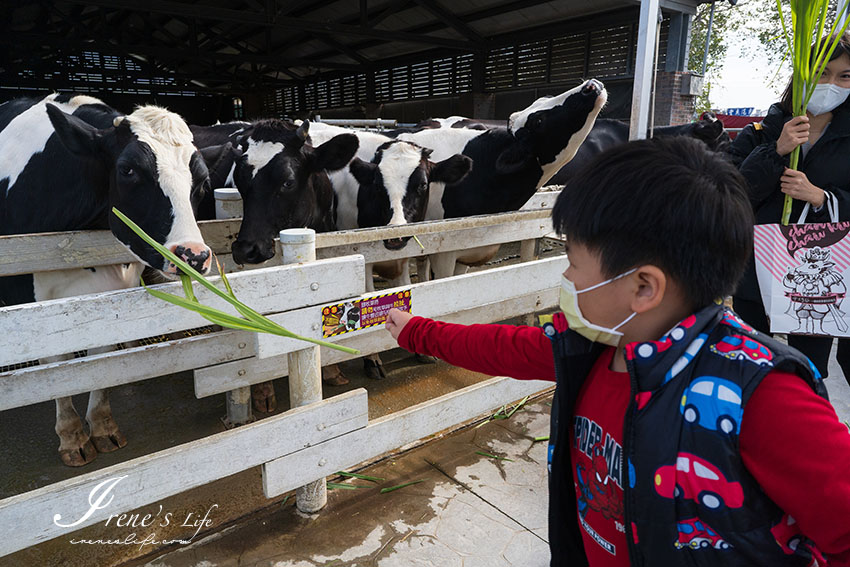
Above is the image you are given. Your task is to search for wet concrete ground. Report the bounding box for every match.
[131,394,554,567]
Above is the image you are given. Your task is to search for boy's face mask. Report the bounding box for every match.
[807,82,850,115]
[559,269,637,347]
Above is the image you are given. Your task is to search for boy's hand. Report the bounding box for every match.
[385,308,414,341]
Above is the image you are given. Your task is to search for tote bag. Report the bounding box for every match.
[753,198,850,336]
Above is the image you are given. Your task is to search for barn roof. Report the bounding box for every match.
[2,0,707,95]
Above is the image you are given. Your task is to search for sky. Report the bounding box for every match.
[709,35,790,114]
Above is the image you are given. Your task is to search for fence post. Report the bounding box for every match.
[520,238,540,326]
[214,188,253,428]
[279,228,327,514]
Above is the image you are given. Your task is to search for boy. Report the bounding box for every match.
[385,137,850,567]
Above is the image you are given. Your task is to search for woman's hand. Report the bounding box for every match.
[776,115,810,156]
[780,168,826,208]
[385,308,414,341]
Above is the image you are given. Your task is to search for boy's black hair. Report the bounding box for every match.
[552,136,754,309]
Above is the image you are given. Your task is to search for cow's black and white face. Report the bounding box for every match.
[231,120,358,264]
[507,78,608,186]
[349,141,472,250]
[46,102,212,275]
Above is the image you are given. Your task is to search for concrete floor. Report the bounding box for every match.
[130,394,554,567]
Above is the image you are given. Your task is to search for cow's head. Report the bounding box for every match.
[46,103,212,276]
[349,140,472,250]
[231,119,358,264]
[505,78,607,186]
[693,112,731,151]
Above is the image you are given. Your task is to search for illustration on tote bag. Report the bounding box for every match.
[754,197,850,337]
[782,247,847,334]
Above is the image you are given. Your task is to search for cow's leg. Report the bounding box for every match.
[453,263,470,276]
[415,257,431,282]
[322,364,349,386]
[81,345,127,453]
[86,389,127,453]
[44,351,97,467]
[251,381,277,413]
[387,260,411,287]
[363,354,387,380]
[430,252,459,280]
[55,396,97,467]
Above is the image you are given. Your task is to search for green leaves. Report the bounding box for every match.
[777,0,850,224]
[113,207,359,355]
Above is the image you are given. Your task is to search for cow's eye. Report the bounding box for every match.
[419,181,428,190]
[119,165,134,177]
[282,179,295,190]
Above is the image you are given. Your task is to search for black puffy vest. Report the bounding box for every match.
[540,303,829,567]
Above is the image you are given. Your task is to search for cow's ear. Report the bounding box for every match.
[310,133,359,172]
[46,103,104,156]
[431,154,472,184]
[495,143,536,174]
[349,157,379,185]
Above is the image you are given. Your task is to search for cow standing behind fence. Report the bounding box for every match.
[0,93,212,466]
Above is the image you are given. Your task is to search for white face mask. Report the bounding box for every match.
[806,83,850,116]
[559,269,637,347]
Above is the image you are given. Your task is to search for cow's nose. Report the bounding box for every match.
[169,242,212,275]
[582,79,603,97]
[383,237,410,251]
[232,239,274,265]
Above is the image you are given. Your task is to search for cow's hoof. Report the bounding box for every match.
[59,440,97,467]
[364,358,387,380]
[414,354,438,364]
[322,367,349,386]
[91,431,128,453]
[251,382,277,413]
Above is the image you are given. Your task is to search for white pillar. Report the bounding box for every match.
[215,187,252,428]
[279,228,327,514]
[630,0,662,140]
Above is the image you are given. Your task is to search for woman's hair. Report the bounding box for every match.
[779,31,850,112]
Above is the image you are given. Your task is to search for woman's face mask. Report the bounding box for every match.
[559,269,637,346]
[807,83,850,116]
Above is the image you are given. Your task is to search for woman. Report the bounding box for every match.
[729,32,850,384]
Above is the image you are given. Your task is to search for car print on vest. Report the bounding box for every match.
[674,517,731,550]
[680,376,743,435]
[710,334,774,366]
[654,452,744,510]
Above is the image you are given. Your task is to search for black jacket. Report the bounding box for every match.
[728,102,850,300]
[542,305,826,567]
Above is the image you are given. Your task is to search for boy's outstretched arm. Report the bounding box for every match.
[385,308,555,381]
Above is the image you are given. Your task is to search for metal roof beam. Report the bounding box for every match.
[58,0,478,50]
[411,0,484,43]
[2,32,365,72]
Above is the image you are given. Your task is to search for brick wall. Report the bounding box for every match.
[652,71,698,126]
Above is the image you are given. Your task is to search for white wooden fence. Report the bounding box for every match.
[0,190,562,558]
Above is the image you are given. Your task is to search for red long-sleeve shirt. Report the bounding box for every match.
[398,316,850,566]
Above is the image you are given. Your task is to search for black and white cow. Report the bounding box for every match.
[546,112,730,185]
[394,78,607,278]
[236,120,470,383]
[229,119,359,265]
[308,121,471,287]
[0,93,212,466]
[189,121,252,219]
